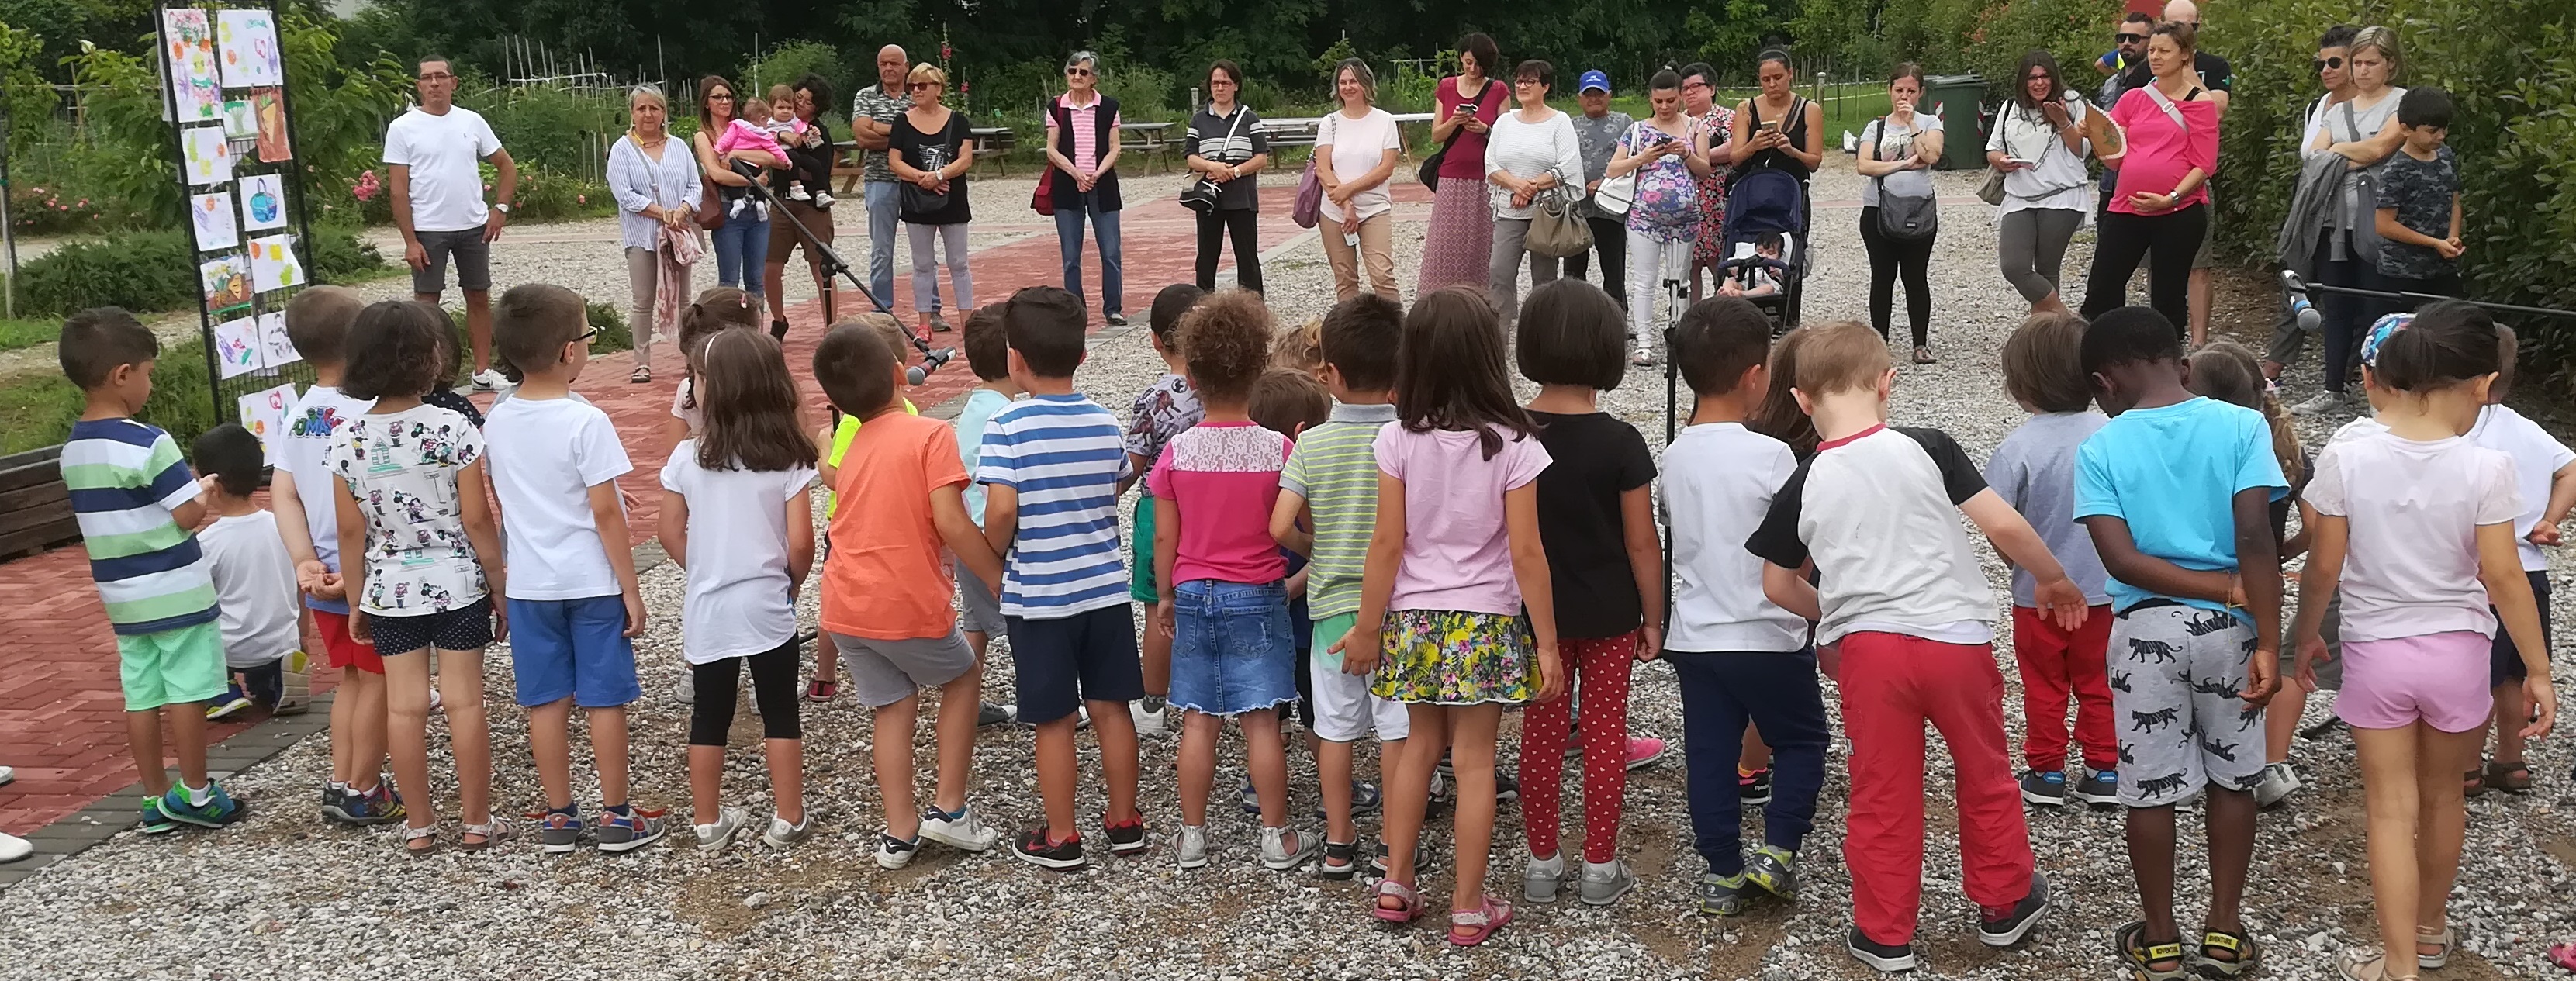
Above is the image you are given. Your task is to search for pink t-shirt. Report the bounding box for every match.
[2107,86,2219,215]
[1375,423,1552,615]
[1435,77,1507,181]
[1056,92,1121,172]
[1148,421,1290,585]
[716,118,787,157]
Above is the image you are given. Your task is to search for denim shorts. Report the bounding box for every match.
[506,596,641,708]
[1168,579,1298,717]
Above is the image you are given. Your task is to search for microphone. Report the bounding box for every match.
[907,346,957,386]
[2280,269,2322,334]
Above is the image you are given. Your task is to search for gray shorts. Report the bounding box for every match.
[828,629,977,708]
[412,227,493,295]
[2191,208,2218,270]
[955,558,1003,635]
[2110,603,2267,807]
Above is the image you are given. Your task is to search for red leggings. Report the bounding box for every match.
[1518,634,1635,865]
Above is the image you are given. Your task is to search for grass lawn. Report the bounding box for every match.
[0,318,61,354]
[0,371,81,454]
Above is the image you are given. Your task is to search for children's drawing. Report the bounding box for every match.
[257,312,298,368]
[201,255,251,313]
[216,9,283,88]
[248,234,303,292]
[213,317,261,378]
[252,88,292,163]
[222,98,257,140]
[189,192,237,250]
[161,8,220,123]
[237,382,298,463]
[182,126,232,186]
[238,174,286,231]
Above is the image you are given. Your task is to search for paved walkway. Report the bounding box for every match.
[0,182,1416,837]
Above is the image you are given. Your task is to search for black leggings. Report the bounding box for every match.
[1858,206,1935,347]
[1195,209,1262,293]
[687,636,803,746]
[1562,216,1630,310]
[2081,204,2207,337]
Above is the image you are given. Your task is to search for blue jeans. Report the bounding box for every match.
[865,181,901,311]
[1669,648,1830,876]
[1053,191,1123,317]
[1168,579,1295,717]
[709,208,770,297]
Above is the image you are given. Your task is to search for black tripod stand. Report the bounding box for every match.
[741,168,958,378]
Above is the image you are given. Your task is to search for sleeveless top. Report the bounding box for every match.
[1734,95,1814,181]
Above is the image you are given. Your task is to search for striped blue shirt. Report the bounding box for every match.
[974,393,1129,618]
[63,418,218,635]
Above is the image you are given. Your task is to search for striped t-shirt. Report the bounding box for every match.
[974,392,1129,618]
[64,418,218,635]
[1278,402,1396,619]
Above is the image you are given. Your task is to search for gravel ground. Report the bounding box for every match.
[5,163,2573,981]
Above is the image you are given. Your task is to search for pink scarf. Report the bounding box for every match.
[654,221,702,344]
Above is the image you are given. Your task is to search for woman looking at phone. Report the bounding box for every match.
[1989,50,2118,315]
[1417,33,1509,295]
[1603,69,1707,363]
[1731,51,1824,182]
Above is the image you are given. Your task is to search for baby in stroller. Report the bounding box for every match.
[1719,233,1786,298]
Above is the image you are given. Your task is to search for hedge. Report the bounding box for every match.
[15,228,390,317]
[0,336,216,455]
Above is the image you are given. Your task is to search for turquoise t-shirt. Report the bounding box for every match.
[2072,396,2288,620]
[954,388,1012,527]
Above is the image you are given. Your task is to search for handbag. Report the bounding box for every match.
[1031,104,1061,216]
[1869,119,1939,241]
[1180,108,1249,213]
[1416,80,1495,190]
[1292,158,1323,229]
[1523,178,1593,258]
[1592,171,1636,217]
[693,136,729,230]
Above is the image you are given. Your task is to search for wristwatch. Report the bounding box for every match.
[493,202,512,215]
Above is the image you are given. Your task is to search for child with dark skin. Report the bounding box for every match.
[2078,311,2284,977]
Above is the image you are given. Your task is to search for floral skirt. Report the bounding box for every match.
[1416,178,1495,296]
[1370,609,1538,706]
[1691,172,1730,266]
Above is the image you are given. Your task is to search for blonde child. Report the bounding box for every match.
[1509,279,1663,907]
[191,424,305,720]
[1347,285,1565,945]
[327,300,509,852]
[660,330,818,851]
[2294,302,2556,981]
[2463,323,2574,794]
[1272,316,1324,378]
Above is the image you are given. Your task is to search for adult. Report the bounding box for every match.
[2291,26,2407,415]
[2079,21,2220,334]
[384,54,516,389]
[607,84,702,384]
[765,74,842,338]
[887,64,977,342]
[2131,0,2233,344]
[1855,65,1945,363]
[1045,50,1126,325]
[1314,58,1402,302]
[692,76,779,304]
[1989,50,2115,315]
[848,46,916,328]
[1679,62,1738,301]
[2261,25,2360,383]
[1185,60,1271,294]
[1731,52,1824,185]
[1482,60,1582,323]
[1602,69,1705,364]
[1565,70,1632,308]
[2097,12,2156,109]
[1416,32,1507,296]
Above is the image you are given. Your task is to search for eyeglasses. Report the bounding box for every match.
[1682,81,1712,91]
[576,326,600,344]
[1064,67,1093,78]
[418,71,455,81]
[2313,56,2346,72]
[2116,33,2146,43]
[911,81,942,90]
[709,92,733,100]
[2026,72,2052,81]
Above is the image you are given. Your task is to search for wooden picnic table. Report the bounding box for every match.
[1122,121,1177,173]
[1257,112,1434,149]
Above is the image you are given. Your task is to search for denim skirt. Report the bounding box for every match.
[1168,579,1298,717]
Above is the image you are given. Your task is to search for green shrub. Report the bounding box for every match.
[0,336,217,455]
[510,168,618,223]
[438,300,628,379]
[744,41,849,108]
[17,229,390,316]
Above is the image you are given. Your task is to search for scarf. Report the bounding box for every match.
[654,221,702,344]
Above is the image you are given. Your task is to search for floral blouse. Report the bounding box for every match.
[1620,119,1700,242]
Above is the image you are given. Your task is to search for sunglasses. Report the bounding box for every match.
[2313,56,2346,72]
[908,81,940,91]
[2116,32,2146,43]
[1064,67,1093,78]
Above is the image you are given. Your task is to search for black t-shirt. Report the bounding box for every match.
[1530,410,1657,638]
[771,116,837,194]
[891,109,975,224]
[2124,50,2234,95]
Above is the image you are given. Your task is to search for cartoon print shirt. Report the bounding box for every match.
[1121,371,1203,482]
[323,402,489,617]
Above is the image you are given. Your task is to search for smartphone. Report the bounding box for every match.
[1343,230,1361,248]
[1758,119,1781,133]
[1456,102,1478,116]
[2007,157,2038,168]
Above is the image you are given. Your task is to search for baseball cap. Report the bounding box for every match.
[1578,70,1611,94]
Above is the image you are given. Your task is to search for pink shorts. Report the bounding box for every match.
[2335,630,2494,733]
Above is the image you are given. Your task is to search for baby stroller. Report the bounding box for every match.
[1716,167,1810,334]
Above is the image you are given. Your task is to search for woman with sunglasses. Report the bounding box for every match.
[2260,26,2361,385]
[1989,50,2118,316]
[2290,26,2408,416]
[692,76,780,309]
[2078,21,2220,336]
[1044,51,1127,325]
[887,64,977,344]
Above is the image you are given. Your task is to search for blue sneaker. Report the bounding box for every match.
[2019,769,2068,807]
[539,808,583,854]
[139,795,178,834]
[205,682,253,721]
[159,781,244,828]
[2075,769,2121,808]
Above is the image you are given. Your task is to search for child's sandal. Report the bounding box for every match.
[2115,921,2190,980]
[2487,760,2533,793]
[1369,879,1423,924]
[401,824,439,855]
[2194,929,2262,979]
[2547,941,2576,972]
[1316,840,1359,881]
[2464,767,2488,797]
[2338,950,2419,981]
[458,816,516,852]
[1447,895,1514,947]
[2415,924,2454,969]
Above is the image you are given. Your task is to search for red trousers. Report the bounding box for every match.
[1840,631,2036,945]
[2009,605,2117,773]
[1518,634,1634,865]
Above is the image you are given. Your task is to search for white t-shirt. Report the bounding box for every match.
[196,510,303,668]
[1661,423,1809,653]
[1861,112,1943,206]
[659,443,814,664]
[382,105,503,233]
[2306,430,2523,643]
[482,395,634,601]
[1319,108,1402,223]
[274,384,373,613]
[2468,403,2576,571]
[1986,93,2092,214]
[324,403,489,616]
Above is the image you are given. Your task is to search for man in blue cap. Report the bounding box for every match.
[1567,69,1634,310]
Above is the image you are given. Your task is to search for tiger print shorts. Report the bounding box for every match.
[2107,602,2267,808]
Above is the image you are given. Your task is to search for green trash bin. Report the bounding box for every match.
[1923,74,1987,171]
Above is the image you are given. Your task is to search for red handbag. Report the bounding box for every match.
[1031,166,1056,216]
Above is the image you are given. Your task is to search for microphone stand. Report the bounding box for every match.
[742,168,961,373]
[2279,270,2576,320]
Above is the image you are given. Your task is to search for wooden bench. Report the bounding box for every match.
[1122,122,1177,173]
[970,126,1015,176]
[0,445,80,563]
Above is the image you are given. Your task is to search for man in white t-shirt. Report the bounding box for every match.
[384,55,517,390]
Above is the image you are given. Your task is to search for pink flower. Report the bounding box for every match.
[576,194,586,205]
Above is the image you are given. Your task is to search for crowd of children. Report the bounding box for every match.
[43,264,2568,976]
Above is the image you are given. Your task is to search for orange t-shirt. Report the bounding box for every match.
[822,412,969,640]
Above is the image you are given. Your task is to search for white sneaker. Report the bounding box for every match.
[1131,698,1167,738]
[1259,825,1319,871]
[787,184,811,202]
[0,765,15,786]
[2291,390,2344,416]
[1175,824,1209,869]
[1631,339,1655,366]
[693,807,748,852]
[2254,761,2302,809]
[811,189,835,209]
[674,672,695,705]
[0,831,28,863]
[471,368,507,392]
[1524,851,1566,902]
[876,831,920,869]
[762,813,814,849]
[920,805,998,852]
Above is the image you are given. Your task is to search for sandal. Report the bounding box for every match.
[1912,346,1937,364]
[630,364,652,384]
[2417,924,2454,969]
[2487,759,2533,793]
[2548,941,2576,972]
[1317,840,1359,881]
[402,824,439,855]
[2195,928,2263,979]
[2339,950,2420,981]
[458,815,516,852]
[1370,878,1423,924]
[805,679,838,702]
[1447,895,1514,947]
[2115,921,2189,980]
[2464,767,2488,797]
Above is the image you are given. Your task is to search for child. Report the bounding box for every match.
[1509,279,1662,907]
[1988,312,2118,809]
[327,300,508,852]
[1146,290,1318,871]
[2073,306,2287,980]
[2370,88,2463,302]
[1718,233,1786,299]
[483,283,660,854]
[1272,294,1412,880]
[980,285,1149,869]
[659,329,818,851]
[191,423,304,720]
[2464,323,2574,794]
[57,307,245,831]
[1271,316,1324,378]
[1744,320,2068,973]
[767,84,833,208]
[1122,283,1208,734]
[420,311,485,427]
[664,287,764,451]
[1345,286,1565,946]
[268,285,401,825]
[2294,303,2555,981]
[1243,366,1332,817]
[712,98,788,219]
[955,303,1022,727]
[1660,299,1830,919]
[810,313,922,702]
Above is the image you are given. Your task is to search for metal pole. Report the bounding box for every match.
[153,2,224,423]
[1,103,16,319]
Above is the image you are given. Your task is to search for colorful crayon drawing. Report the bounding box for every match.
[239,174,286,231]
[237,382,298,463]
[201,255,252,313]
[249,235,304,293]
[252,88,292,164]
[212,317,261,379]
[216,9,283,88]
[257,312,299,368]
[182,126,232,186]
[161,8,220,123]
[190,192,238,251]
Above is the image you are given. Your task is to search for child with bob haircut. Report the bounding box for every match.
[1122,282,1209,734]
[189,423,303,720]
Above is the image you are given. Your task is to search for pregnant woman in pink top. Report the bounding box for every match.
[2080,21,2220,336]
